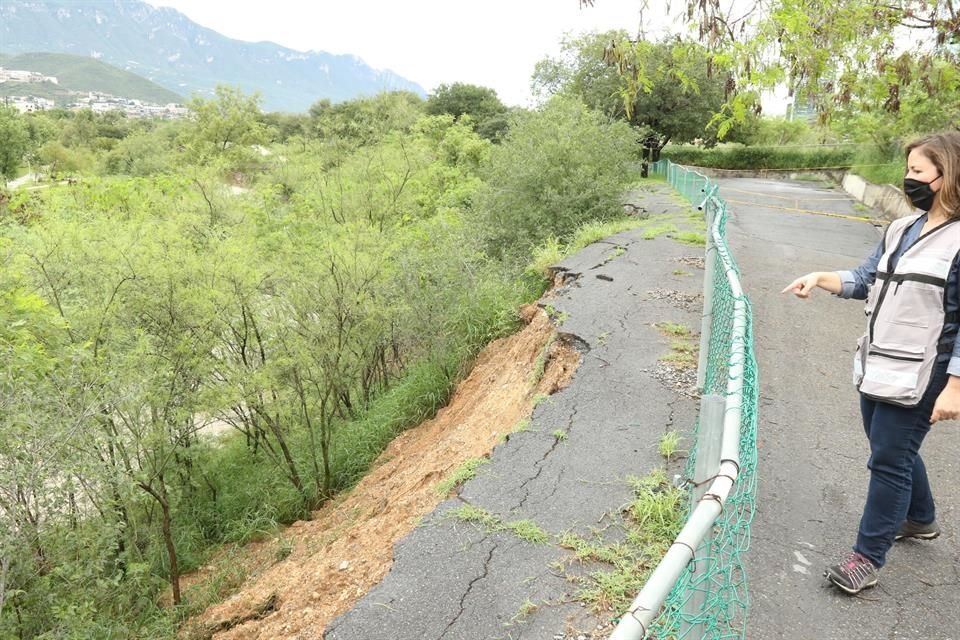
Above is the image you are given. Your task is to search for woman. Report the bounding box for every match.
[782,131,960,594]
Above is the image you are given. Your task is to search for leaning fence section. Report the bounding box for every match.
[610,160,759,639]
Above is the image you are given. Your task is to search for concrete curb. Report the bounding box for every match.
[840,173,914,221]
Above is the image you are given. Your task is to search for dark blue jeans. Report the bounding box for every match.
[854,365,947,568]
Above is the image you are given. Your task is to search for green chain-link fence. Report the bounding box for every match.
[611,160,760,639]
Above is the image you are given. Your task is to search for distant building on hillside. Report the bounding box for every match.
[0,67,58,84]
[69,92,187,119]
[3,95,55,112]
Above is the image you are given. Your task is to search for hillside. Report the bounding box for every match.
[0,0,427,112]
[0,52,182,104]
[180,307,580,639]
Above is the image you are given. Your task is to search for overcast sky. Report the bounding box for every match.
[147,1,679,106]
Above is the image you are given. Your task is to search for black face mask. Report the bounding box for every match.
[903,175,941,211]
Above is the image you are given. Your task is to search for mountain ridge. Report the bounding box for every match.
[0,0,427,112]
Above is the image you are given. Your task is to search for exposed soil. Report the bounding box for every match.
[180,304,581,640]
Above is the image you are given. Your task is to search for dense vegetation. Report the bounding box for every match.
[0,85,636,638]
[3,4,958,635]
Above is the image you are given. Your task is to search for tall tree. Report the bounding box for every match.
[425,83,509,141]
[534,32,728,149]
[593,1,960,136]
[182,85,268,169]
[0,107,28,180]
[308,91,424,146]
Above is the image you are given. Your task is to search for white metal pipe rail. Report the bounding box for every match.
[609,177,748,639]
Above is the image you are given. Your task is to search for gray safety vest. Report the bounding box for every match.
[854,214,960,406]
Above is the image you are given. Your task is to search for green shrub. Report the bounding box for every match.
[473,95,637,260]
[849,145,904,186]
[661,145,860,170]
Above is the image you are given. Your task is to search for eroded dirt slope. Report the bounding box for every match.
[181,305,580,640]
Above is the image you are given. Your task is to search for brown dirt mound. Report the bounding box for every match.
[180,305,580,640]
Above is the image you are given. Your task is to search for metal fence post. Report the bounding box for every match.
[679,393,726,638]
[696,196,717,391]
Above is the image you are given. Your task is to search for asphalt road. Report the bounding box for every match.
[325,177,960,640]
[721,177,960,640]
[325,184,705,640]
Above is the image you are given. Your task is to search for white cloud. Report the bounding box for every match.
[147,0,660,106]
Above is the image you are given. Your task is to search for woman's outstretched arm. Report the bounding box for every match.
[782,271,843,297]
[783,238,885,299]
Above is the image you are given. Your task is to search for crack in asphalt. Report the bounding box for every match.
[438,543,497,639]
[514,437,561,510]
[589,244,628,270]
[540,406,581,504]
[887,600,905,640]
[544,465,565,503]
[664,397,677,431]
[450,497,496,554]
[515,403,579,511]
[591,354,613,368]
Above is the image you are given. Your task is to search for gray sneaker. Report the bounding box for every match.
[895,519,941,541]
[824,552,879,595]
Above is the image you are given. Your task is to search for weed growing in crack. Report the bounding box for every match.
[628,467,668,489]
[510,598,539,624]
[627,478,684,540]
[685,210,708,235]
[661,349,697,369]
[526,218,646,278]
[601,245,627,265]
[450,506,551,545]
[502,418,534,442]
[658,430,683,461]
[548,558,567,574]
[670,340,695,355]
[657,329,698,369]
[451,504,501,528]
[558,469,684,612]
[506,520,551,544]
[436,457,489,495]
[655,322,691,337]
[552,429,568,442]
[558,531,623,564]
[571,219,644,248]
[675,231,706,246]
[641,223,677,240]
[596,332,608,346]
[673,269,691,276]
